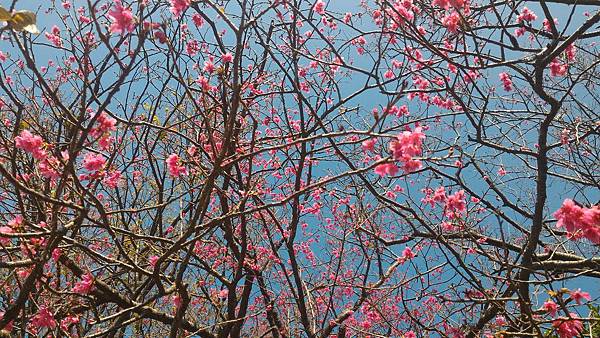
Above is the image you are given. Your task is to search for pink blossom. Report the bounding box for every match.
[514,27,526,37]
[434,0,466,9]
[581,210,600,244]
[361,138,376,152]
[192,14,204,27]
[60,315,79,332]
[391,128,425,160]
[550,58,568,77]
[45,25,63,47]
[554,199,584,233]
[154,30,168,44]
[172,295,182,309]
[313,0,326,15]
[499,72,512,91]
[203,60,215,73]
[343,12,352,24]
[552,314,583,338]
[553,199,600,244]
[31,306,57,329]
[170,0,191,18]
[442,12,460,33]
[402,159,422,173]
[448,0,466,8]
[569,288,591,305]
[387,127,426,173]
[72,273,94,294]
[186,39,200,56]
[565,44,576,61]
[90,112,117,139]
[108,1,136,34]
[221,52,234,63]
[433,186,447,203]
[108,0,135,34]
[402,246,415,260]
[517,7,537,23]
[149,255,159,267]
[543,299,558,316]
[432,0,450,9]
[445,190,467,215]
[8,215,23,228]
[0,226,13,246]
[404,331,417,338]
[39,157,61,180]
[104,171,122,189]
[374,163,399,177]
[166,154,187,177]
[543,18,558,32]
[15,130,46,160]
[83,153,106,172]
[52,248,61,262]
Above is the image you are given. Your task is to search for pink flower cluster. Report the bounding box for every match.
[543,299,558,316]
[108,1,136,34]
[553,199,600,244]
[31,306,57,330]
[550,58,568,77]
[313,0,326,15]
[170,0,191,18]
[221,52,234,63]
[399,246,416,262]
[103,171,122,189]
[45,25,63,48]
[374,162,399,176]
[374,127,425,177]
[15,130,46,160]
[166,154,187,177]
[498,72,512,91]
[90,112,117,150]
[441,12,461,33]
[362,138,376,152]
[83,153,106,172]
[445,190,467,216]
[569,288,591,305]
[72,272,95,294]
[0,215,22,246]
[552,314,583,338]
[15,130,64,180]
[384,0,416,28]
[421,187,471,230]
[517,7,537,23]
[541,288,589,337]
[389,127,425,172]
[433,0,467,10]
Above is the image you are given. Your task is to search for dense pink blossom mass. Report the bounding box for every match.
[554,199,600,244]
[15,130,45,160]
[108,1,136,34]
[166,153,188,177]
[0,0,597,337]
[170,0,191,18]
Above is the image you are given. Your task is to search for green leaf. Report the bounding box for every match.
[544,328,559,338]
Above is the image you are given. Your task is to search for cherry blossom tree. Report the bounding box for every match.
[0,0,598,337]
